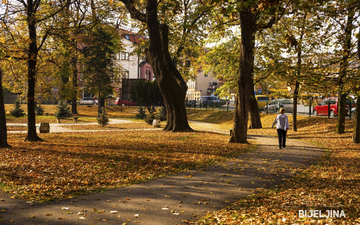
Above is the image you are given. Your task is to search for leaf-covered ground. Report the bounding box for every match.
[0,130,249,202]
[195,114,360,224]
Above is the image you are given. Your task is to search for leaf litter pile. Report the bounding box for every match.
[197,115,360,224]
[0,131,249,202]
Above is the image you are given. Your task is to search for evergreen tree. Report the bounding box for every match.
[10,99,25,118]
[136,106,146,119]
[55,101,72,118]
[35,104,44,115]
[157,106,167,121]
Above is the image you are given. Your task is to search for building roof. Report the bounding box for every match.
[118,28,147,44]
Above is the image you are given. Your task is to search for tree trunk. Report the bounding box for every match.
[249,91,262,129]
[353,94,360,143]
[336,93,347,133]
[292,81,300,131]
[0,70,11,148]
[25,4,42,142]
[98,96,105,117]
[230,8,256,143]
[71,42,78,115]
[336,8,354,134]
[144,0,192,132]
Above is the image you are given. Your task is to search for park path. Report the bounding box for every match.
[0,120,323,225]
[7,118,160,133]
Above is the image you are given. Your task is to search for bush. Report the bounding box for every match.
[97,107,109,127]
[145,112,155,125]
[35,104,44,115]
[10,100,25,117]
[136,106,146,119]
[156,106,167,121]
[55,101,72,118]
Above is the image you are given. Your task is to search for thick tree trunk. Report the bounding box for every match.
[25,5,42,142]
[230,8,256,143]
[0,70,11,148]
[249,91,262,129]
[353,95,360,143]
[144,0,191,132]
[336,9,353,134]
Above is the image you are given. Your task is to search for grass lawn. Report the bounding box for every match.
[4,104,138,122]
[1,130,251,202]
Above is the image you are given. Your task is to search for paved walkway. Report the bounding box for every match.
[7,119,160,133]
[1,120,323,224]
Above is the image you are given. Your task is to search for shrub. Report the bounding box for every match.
[156,106,167,121]
[10,100,25,117]
[145,112,155,125]
[35,104,44,115]
[97,107,109,127]
[55,101,72,118]
[136,106,146,119]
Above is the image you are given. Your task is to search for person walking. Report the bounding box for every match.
[272,108,290,149]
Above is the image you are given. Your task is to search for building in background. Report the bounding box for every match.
[115,29,154,99]
[186,71,223,101]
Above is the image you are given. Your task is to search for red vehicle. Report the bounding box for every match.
[115,98,137,106]
[313,97,355,117]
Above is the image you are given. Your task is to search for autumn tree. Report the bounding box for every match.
[352,13,360,143]
[211,0,289,143]
[198,37,263,129]
[0,69,10,148]
[256,0,328,131]
[0,0,70,141]
[332,1,358,134]
[118,0,213,131]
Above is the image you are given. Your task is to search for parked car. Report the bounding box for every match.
[255,95,270,109]
[115,98,137,106]
[79,97,97,105]
[313,97,355,117]
[200,96,226,107]
[264,99,293,113]
[186,100,197,107]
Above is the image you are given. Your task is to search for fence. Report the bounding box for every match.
[186,100,356,119]
[185,101,232,112]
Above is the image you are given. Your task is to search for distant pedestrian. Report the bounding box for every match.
[272,108,290,149]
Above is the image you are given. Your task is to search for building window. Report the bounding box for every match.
[145,70,150,80]
[204,73,208,77]
[121,52,129,60]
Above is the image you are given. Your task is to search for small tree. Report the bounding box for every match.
[145,112,155,125]
[136,106,146,119]
[97,107,109,127]
[35,104,44,115]
[10,100,25,117]
[55,101,72,118]
[156,106,167,121]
